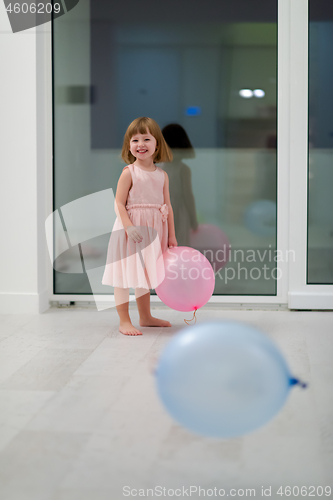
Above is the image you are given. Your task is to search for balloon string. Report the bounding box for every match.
[184,308,197,325]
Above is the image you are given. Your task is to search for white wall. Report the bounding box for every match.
[0,5,50,313]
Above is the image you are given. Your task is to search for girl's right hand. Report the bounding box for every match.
[126,225,143,243]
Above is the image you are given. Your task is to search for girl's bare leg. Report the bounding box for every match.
[135,288,172,328]
[114,287,142,336]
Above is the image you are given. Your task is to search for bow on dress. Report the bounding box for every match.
[159,204,169,222]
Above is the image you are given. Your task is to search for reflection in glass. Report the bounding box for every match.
[161,124,198,247]
[308,1,333,284]
[53,0,277,296]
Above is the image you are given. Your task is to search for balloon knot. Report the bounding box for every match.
[290,377,308,389]
[184,308,198,325]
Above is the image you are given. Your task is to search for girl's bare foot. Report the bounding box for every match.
[139,316,171,327]
[119,321,142,336]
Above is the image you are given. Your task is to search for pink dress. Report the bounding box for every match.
[101,163,169,289]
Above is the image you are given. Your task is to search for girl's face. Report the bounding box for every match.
[129,129,157,161]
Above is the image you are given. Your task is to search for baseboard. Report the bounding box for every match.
[0,289,50,314]
[288,291,333,310]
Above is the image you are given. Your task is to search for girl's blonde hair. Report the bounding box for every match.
[122,117,173,164]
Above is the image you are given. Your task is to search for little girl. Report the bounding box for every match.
[102,117,178,336]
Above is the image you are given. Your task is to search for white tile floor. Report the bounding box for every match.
[0,306,332,500]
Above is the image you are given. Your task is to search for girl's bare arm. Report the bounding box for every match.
[114,168,134,229]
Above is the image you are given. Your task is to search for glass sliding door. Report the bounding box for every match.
[52,0,278,297]
[308,0,333,284]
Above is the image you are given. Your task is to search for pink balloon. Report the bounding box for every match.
[190,224,230,273]
[155,246,215,312]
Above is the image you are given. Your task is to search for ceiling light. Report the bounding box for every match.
[253,89,265,98]
[239,89,253,98]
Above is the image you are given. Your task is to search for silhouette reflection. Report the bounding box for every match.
[161,124,199,246]
[255,133,277,203]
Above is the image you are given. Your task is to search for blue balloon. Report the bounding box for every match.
[244,199,276,236]
[156,321,302,438]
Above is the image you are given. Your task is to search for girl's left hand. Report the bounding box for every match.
[168,235,178,248]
